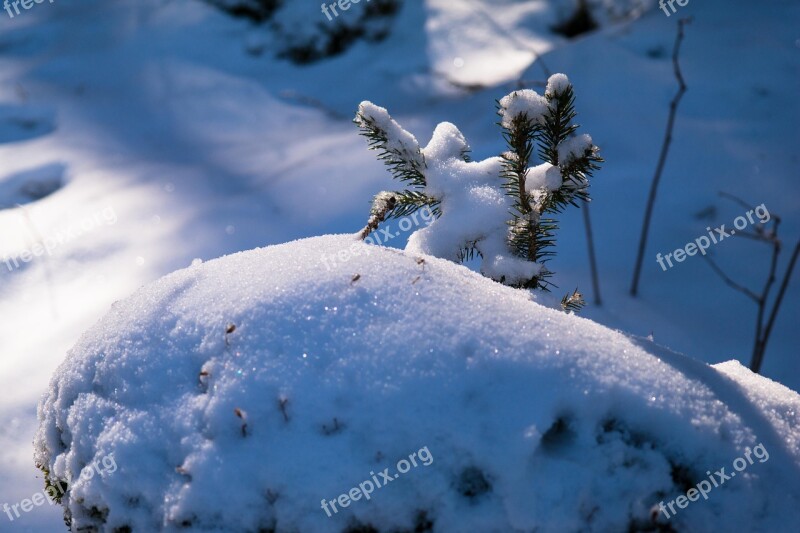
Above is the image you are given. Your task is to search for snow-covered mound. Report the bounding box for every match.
[35,235,800,532]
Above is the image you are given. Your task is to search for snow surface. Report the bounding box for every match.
[0,0,797,530]
[34,235,800,532]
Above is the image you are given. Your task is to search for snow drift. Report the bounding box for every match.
[34,235,800,532]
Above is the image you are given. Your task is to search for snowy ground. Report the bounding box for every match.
[32,235,800,531]
[0,0,798,530]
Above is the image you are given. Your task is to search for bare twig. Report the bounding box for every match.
[703,254,759,303]
[703,202,799,374]
[752,239,800,373]
[718,191,753,211]
[719,191,781,244]
[278,396,290,423]
[630,18,691,296]
[750,221,781,364]
[582,201,602,305]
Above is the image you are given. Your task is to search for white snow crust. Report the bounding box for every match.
[35,235,800,532]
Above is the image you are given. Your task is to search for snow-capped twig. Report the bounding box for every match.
[631,17,691,297]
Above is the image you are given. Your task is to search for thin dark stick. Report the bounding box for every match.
[703,201,797,374]
[750,222,780,366]
[718,191,753,211]
[752,239,800,373]
[582,202,602,305]
[713,195,780,369]
[703,254,760,303]
[630,18,691,296]
[718,192,781,243]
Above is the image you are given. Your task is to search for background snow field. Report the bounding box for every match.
[0,0,797,530]
[34,236,800,532]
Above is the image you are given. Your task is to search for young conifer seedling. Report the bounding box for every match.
[355,73,602,306]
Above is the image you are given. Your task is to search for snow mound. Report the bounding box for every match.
[35,235,800,532]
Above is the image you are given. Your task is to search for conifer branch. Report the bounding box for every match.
[561,288,586,313]
[354,106,427,188]
[355,103,439,236]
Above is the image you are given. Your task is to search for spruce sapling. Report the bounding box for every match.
[355,73,602,297]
